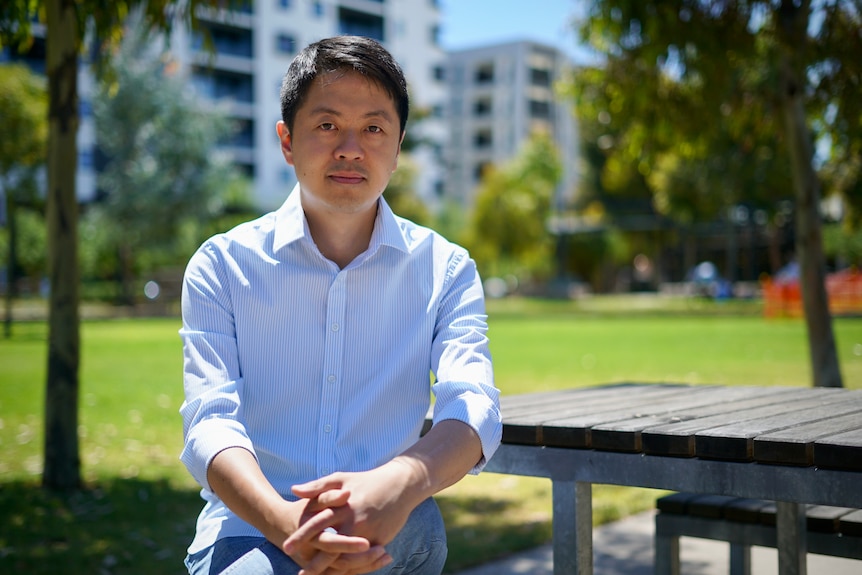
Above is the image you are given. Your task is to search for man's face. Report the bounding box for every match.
[277,71,403,218]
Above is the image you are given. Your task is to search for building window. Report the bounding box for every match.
[191,68,254,103]
[529,99,551,119]
[433,180,444,198]
[276,33,296,54]
[430,24,441,46]
[338,7,384,41]
[530,67,552,87]
[312,1,324,17]
[473,161,491,181]
[473,97,492,116]
[277,0,291,8]
[475,62,494,84]
[432,64,445,81]
[192,24,254,58]
[473,128,492,149]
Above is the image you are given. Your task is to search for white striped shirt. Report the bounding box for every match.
[179,185,502,552]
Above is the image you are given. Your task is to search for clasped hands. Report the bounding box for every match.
[280,465,418,575]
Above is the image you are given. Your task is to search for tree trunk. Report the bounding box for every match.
[4,182,16,339]
[43,0,82,490]
[776,0,843,388]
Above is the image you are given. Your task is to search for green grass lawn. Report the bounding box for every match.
[1,295,861,573]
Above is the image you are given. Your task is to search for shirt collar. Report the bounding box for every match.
[272,184,411,256]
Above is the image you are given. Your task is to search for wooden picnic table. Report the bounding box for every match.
[480,383,862,575]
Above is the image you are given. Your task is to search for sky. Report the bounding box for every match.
[439,0,586,62]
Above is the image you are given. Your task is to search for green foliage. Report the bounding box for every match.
[89,21,244,301]
[0,63,47,175]
[823,223,862,268]
[384,155,432,226]
[567,0,860,228]
[465,132,562,282]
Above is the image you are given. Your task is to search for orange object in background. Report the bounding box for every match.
[762,268,862,318]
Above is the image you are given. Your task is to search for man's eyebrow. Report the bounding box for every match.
[308,106,395,122]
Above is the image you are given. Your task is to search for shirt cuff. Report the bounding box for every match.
[431,385,502,474]
[180,416,257,493]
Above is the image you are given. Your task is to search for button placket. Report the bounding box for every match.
[317,273,346,477]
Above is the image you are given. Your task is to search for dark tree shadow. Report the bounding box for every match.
[0,479,551,574]
[0,478,202,574]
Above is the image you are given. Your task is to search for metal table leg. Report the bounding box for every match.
[552,480,592,575]
[776,501,807,575]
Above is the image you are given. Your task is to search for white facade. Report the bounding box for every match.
[167,0,448,211]
[445,40,578,209]
[3,1,447,212]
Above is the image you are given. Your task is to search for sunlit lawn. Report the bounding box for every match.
[1,295,861,573]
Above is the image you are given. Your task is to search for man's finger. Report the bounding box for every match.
[292,474,343,498]
[329,545,393,574]
[296,550,338,575]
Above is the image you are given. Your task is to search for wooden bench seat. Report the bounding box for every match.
[654,492,862,575]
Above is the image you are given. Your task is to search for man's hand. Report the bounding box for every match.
[286,462,420,554]
[207,447,389,575]
[286,419,484,562]
[286,492,393,575]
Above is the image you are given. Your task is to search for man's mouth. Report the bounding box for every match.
[329,172,365,185]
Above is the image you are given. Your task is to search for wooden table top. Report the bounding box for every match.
[498,383,862,472]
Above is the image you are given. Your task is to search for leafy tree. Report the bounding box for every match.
[0,0,247,490]
[570,0,859,387]
[465,131,562,283]
[92,21,237,305]
[384,155,432,227]
[0,63,47,337]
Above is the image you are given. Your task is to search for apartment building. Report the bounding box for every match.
[445,40,578,209]
[2,0,448,211]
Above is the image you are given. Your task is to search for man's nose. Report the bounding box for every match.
[335,131,364,160]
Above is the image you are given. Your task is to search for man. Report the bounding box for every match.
[179,36,502,575]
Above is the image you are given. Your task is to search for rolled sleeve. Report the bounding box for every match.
[179,242,254,492]
[430,250,502,473]
[432,382,502,473]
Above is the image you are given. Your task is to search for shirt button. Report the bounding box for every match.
[324,424,332,433]
[331,323,339,332]
[327,374,336,383]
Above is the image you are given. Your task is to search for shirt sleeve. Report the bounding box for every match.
[178,240,257,493]
[430,248,502,474]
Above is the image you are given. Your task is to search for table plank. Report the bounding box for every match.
[752,412,862,465]
[501,383,698,446]
[639,388,842,457]
[813,427,862,471]
[534,385,727,448]
[695,395,862,461]
[589,386,784,452]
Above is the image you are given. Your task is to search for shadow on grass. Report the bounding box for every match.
[437,493,551,573]
[0,478,202,575]
[0,478,549,574]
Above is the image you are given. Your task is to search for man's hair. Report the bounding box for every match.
[280,35,409,135]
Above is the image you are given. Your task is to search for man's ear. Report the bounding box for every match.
[393,130,406,172]
[276,121,295,166]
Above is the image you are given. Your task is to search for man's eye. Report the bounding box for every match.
[320,123,335,130]
[367,125,382,133]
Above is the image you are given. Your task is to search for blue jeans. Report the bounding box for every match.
[185,497,448,575]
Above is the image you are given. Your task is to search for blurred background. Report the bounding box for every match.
[4,0,860,311]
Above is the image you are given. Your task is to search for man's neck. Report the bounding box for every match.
[304,203,378,269]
